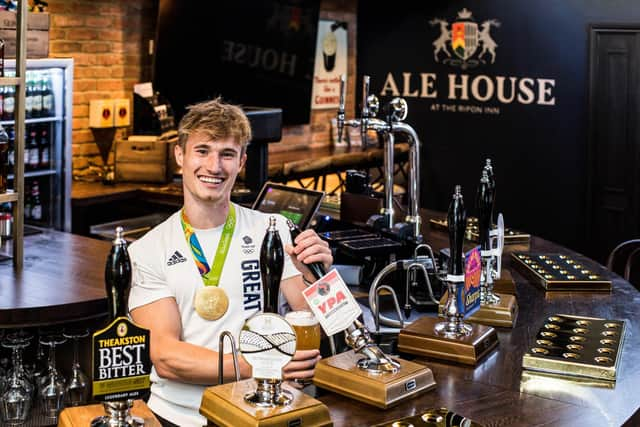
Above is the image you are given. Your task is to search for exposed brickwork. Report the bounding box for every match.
[48,0,155,180]
[52,0,355,180]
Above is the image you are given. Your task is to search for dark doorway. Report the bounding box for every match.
[587,26,640,263]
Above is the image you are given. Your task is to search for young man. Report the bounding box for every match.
[128,99,332,427]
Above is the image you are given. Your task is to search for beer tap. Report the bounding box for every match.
[336,74,424,241]
[337,75,394,230]
[242,216,293,407]
[360,76,371,144]
[344,319,400,374]
[91,227,144,427]
[260,216,284,314]
[435,186,472,338]
[477,170,501,305]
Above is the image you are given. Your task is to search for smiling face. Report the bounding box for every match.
[175,132,246,208]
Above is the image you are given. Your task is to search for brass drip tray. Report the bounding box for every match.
[522,314,625,381]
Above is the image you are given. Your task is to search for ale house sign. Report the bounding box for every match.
[379,8,556,115]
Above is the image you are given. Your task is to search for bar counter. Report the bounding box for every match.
[1,214,638,425]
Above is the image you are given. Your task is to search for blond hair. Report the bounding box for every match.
[177,98,252,151]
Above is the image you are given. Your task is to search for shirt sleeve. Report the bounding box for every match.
[128,240,175,311]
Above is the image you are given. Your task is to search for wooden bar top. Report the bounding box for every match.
[0,228,111,328]
[0,212,638,425]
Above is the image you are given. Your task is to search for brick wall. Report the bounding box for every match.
[48,0,156,180]
[48,0,355,180]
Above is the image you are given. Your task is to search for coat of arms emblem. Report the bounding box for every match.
[430,8,500,69]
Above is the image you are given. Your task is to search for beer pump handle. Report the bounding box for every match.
[286,219,326,281]
[476,170,493,251]
[105,226,132,321]
[447,186,466,278]
[484,158,496,222]
[260,217,285,314]
[337,74,346,143]
[360,75,370,143]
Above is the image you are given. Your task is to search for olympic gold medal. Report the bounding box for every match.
[194,287,229,320]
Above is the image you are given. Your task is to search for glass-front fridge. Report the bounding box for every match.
[1,58,73,232]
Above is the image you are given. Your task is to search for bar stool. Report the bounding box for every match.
[606,239,640,288]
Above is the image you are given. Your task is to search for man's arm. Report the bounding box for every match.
[285,228,333,283]
[130,297,252,384]
[281,228,333,310]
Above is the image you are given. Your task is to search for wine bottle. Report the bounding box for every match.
[260,216,284,314]
[104,226,132,320]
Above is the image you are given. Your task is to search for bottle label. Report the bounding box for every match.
[40,147,49,166]
[92,317,152,402]
[8,149,13,166]
[25,95,33,113]
[4,97,14,113]
[29,147,39,167]
[33,95,42,112]
[43,94,53,113]
[31,204,42,220]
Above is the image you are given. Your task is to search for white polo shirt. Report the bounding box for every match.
[128,204,300,427]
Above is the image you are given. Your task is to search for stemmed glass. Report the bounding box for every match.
[64,328,90,406]
[5,331,35,402]
[0,334,32,424]
[39,334,67,424]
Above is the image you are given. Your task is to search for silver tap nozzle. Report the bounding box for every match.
[337,74,346,143]
[360,75,371,143]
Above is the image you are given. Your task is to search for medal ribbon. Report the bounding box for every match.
[180,204,236,287]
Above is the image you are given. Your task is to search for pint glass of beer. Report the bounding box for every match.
[285,310,321,351]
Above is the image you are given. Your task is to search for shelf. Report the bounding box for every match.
[0,116,62,126]
[0,76,22,86]
[8,169,57,179]
[0,191,19,203]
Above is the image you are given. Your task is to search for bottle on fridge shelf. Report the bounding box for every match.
[3,78,14,121]
[39,127,50,169]
[41,71,54,117]
[0,123,8,193]
[27,127,39,170]
[24,182,31,220]
[32,71,43,118]
[7,125,13,173]
[25,72,33,119]
[31,180,42,222]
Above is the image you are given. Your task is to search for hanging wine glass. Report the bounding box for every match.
[5,331,35,402]
[0,334,32,425]
[39,334,67,424]
[63,328,90,406]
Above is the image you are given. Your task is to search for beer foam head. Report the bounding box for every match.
[285,310,318,326]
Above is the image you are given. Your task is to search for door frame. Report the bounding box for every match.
[586,24,640,252]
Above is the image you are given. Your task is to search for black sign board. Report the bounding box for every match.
[92,317,151,402]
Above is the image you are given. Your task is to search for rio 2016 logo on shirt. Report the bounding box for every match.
[430,8,500,69]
